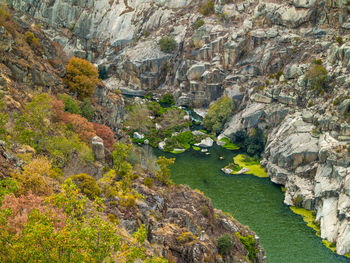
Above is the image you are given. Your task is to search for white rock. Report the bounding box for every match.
[195,137,214,148]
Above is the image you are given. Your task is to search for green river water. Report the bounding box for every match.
[155,145,350,263]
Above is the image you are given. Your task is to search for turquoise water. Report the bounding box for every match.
[155,145,350,263]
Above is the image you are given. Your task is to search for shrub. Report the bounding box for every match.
[0,97,8,142]
[11,157,56,196]
[235,232,258,260]
[98,65,108,80]
[305,62,328,94]
[25,31,41,52]
[203,96,234,133]
[119,193,136,207]
[155,156,175,184]
[81,98,94,121]
[143,177,154,187]
[59,94,82,115]
[62,113,96,143]
[194,19,205,29]
[70,173,101,200]
[217,234,234,255]
[177,232,197,243]
[200,0,214,16]
[65,57,99,99]
[336,36,343,45]
[200,205,210,217]
[159,37,176,53]
[230,129,265,158]
[159,93,175,106]
[93,123,115,151]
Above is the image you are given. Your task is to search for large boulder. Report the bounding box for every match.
[91,136,105,162]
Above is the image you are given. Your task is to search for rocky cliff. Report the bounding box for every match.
[7,0,350,257]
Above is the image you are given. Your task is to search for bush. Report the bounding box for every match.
[159,93,175,106]
[25,31,41,52]
[93,123,115,151]
[194,19,205,29]
[98,65,108,80]
[81,98,94,121]
[203,96,234,133]
[305,62,328,94]
[159,37,176,53]
[155,156,175,184]
[143,177,154,187]
[217,234,234,255]
[70,173,101,200]
[65,57,100,99]
[230,129,265,158]
[62,113,96,143]
[336,36,343,45]
[0,97,8,142]
[59,94,82,115]
[235,232,258,260]
[11,157,56,196]
[200,0,214,16]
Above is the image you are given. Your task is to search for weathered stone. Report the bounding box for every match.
[91,136,105,162]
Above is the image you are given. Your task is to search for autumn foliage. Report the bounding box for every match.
[62,113,96,143]
[1,193,66,234]
[93,123,115,151]
[65,57,99,99]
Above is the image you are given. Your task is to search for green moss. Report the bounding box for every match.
[231,154,268,178]
[322,239,337,253]
[235,232,258,260]
[220,137,240,150]
[192,146,201,151]
[281,186,286,193]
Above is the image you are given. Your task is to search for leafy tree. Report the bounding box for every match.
[155,156,175,184]
[203,96,234,133]
[65,57,99,99]
[112,142,133,177]
[125,104,151,134]
[14,93,54,151]
[217,234,234,255]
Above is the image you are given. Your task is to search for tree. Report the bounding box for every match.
[14,93,54,151]
[112,142,133,177]
[203,96,234,133]
[305,60,328,94]
[125,104,151,134]
[155,156,175,184]
[65,57,99,99]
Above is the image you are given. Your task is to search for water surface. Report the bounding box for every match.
[155,145,350,263]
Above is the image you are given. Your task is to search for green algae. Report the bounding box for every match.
[192,146,200,151]
[220,137,240,150]
[289,206,320,234]
[231,154,268,178]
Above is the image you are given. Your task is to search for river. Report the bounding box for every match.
[154,145,350,263]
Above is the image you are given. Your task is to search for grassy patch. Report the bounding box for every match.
[220,137,239,150]
[192,146,201,151]
[290,207,320,235]
[231,154,268,178]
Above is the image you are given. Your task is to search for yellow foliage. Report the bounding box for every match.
[11,157,56,196]
[65,57,99,99]
[176,232,197,243]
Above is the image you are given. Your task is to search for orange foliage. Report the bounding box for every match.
[65,57,99,99]
[62,113,96,143]
[1,192,66,234]
[93,123,115,151]
[51,96,65,122]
